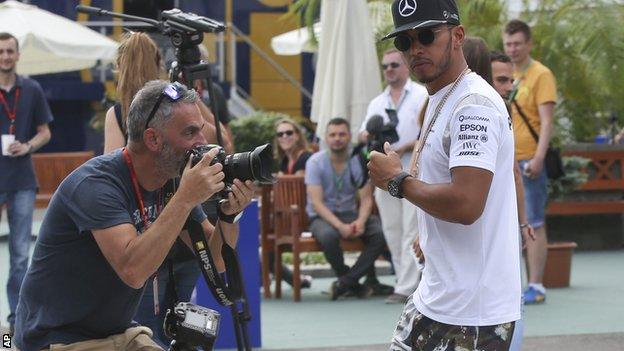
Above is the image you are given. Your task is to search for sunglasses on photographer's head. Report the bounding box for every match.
[144,82,185,130]
[381,62,401,70]
[276,130,295,138]
[393,25,452,52]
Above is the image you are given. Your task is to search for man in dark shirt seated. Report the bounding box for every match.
[14,80,254,351]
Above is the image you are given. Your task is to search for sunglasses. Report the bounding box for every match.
[276,130,295,138]
[144,82,185,130]
[393,26,450,52]
[381,62,401,70]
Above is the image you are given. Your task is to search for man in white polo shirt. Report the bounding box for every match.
[368,0,520,349]
[359,48,427,304]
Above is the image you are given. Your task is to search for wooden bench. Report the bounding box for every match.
[260,175,365,302]
[546,149,624,215]
[32,151,94,208]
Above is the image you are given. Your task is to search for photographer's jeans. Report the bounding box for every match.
[135,259,201,347]
[0,189,36,326]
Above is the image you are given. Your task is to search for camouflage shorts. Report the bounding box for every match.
[391,299,515,351]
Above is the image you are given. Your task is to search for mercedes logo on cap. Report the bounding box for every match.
[398,0,417,17]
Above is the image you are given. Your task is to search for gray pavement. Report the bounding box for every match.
[1,207,623,350]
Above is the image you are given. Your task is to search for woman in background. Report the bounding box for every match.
[274,118,312,175]
[270,118,313,288]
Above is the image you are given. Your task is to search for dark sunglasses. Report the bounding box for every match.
[393,26,450,52]
[144,82,185,130]
[276,130,295,138]
[381,62,401,70]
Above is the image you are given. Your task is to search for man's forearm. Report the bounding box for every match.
[123,194,195,283]
[28,126,51,152]
[534,104,554,160]
[312,201,344,229]
[357,198,372,223]
[402,178,483,225]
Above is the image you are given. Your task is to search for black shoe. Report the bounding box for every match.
[351,283,374,299]
[329,280,351,301]
[363,277,394,296]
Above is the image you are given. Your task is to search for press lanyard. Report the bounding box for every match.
[0,87,20,135]
[122,148,163,315]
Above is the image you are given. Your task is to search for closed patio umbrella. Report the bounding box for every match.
[310,0,382,140]
[0,0,118,75]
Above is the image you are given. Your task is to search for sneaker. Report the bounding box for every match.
[523,286,546,304]
[384,293,408,304]
[301,274,313,289]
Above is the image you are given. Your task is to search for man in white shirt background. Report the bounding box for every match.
[359,48,427,304]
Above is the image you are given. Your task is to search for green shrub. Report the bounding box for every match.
[230,111,289,153]
[548,156,591,200]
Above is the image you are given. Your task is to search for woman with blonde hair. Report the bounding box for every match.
[104,32,231,153]
[274,118,312,175]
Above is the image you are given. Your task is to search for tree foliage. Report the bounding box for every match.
[288,0,624,142]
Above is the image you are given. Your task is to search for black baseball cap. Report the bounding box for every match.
[382,0,461,40]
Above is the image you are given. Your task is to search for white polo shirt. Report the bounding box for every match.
[360,79,428,167]
[413,72,521,326]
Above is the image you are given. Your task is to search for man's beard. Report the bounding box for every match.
[157,140,187,179]
[415,39,453,84]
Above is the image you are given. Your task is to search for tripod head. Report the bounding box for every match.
[76,4,227,146]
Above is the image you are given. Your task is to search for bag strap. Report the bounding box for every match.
[512,100,539,143]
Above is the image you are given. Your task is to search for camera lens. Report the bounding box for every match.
[223,144,274,184]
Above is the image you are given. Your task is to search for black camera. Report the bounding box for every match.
[188,143,275,187]
[164,302,220,351]
[366,109,400,153]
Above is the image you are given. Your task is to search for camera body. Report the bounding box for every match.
[366,109,400,153]
[187,143,274,197]
[164,302,220,350]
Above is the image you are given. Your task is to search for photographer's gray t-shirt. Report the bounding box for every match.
[14,149,203,350]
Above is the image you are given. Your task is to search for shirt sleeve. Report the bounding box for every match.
[32,81,54,126]
[63,177,134,233]
[534,70,557,106]
[304,154,322,185]
[448,103,503,173]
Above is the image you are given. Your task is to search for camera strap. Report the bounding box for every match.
[186,217,244,306]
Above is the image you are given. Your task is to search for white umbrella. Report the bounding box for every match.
[310,0,382,140]
[270,22,321,56]
[0,0,118,75]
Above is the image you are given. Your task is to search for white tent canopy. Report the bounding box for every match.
[0,0,118,75]
[270,22,321,56]
[310,0,382,139]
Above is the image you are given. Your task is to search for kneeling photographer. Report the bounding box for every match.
[13,80,255,351]
[357,48,428,304]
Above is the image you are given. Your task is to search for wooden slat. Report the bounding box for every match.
[32,151,94,207]
[546,201,624,215]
